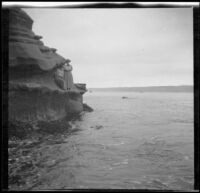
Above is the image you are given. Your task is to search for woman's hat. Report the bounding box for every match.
[65,59,71,63]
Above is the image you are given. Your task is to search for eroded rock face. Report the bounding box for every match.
[9,8,66,71]
[8,8,87,124]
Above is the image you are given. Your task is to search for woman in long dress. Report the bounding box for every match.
[63,59,74,91]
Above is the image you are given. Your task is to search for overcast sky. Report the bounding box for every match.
[23,8,193,88]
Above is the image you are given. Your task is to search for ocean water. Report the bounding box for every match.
[33,91,194,190]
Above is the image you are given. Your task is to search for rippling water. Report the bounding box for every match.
[33,91,194,190]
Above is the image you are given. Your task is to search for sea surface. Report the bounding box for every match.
[23,91,194,190]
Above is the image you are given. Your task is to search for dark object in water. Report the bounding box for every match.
[96,125,103,130]
[95,125,103,130]
[83,103,94,112]
[90,125,103,130]
[122,96,128,99]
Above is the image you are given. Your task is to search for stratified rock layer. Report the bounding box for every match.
[9,8,66,70]
[8,8,87,124]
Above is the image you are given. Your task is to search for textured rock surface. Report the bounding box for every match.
[9,8,66,70]
[8,8,87,124]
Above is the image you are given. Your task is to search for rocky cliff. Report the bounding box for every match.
[8,8,87,124]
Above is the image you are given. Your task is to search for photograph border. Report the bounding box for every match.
[2,1,200,191]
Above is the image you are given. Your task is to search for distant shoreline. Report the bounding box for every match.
[89,85,193,92]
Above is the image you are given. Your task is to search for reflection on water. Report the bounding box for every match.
[9,92,194,190]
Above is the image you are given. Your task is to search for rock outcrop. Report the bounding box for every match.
[8,8,87,124]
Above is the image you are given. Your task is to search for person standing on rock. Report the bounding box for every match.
[63,59,75,91]
[54,59,76,91]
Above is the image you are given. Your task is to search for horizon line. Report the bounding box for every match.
[88,85,193,89]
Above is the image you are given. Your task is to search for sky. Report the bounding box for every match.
[23,8,193,88]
